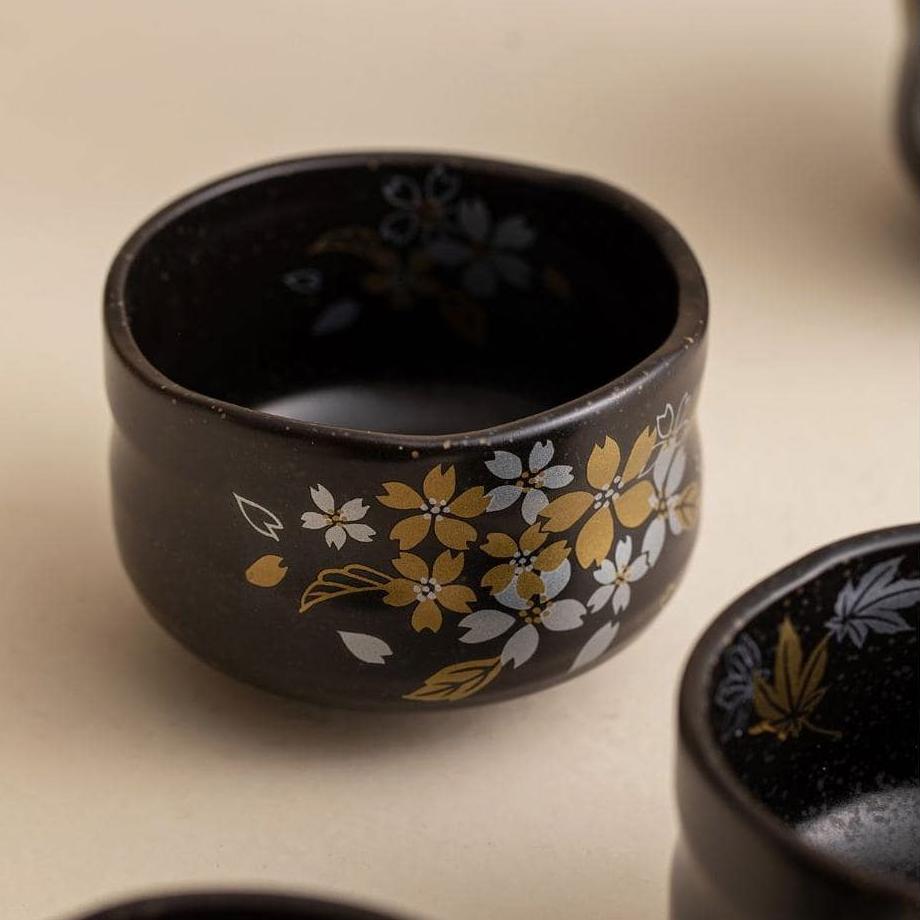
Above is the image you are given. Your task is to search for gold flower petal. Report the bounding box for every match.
[575,506,614,568]
[534,539,570,573]
[382,578,418,607]
[516,570,545,600]
[539,491,594,532]
[424,464,456,503]
[587,436,621,490]
[438,584,476,613]
[392,552,429,582]
[378,481,424,510]
[412,600,443,633]
[481,532,518,559]
[390,514,431,550]
[433,549,464,584]
[520,522,549,553]
[434,516,478,550]
[449,486,490,518]
[614,480,655,528]
[482,563,515,594]
[621,426,656,483]
[245,554,288,587]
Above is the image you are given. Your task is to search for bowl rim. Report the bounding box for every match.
[679,521,920,907]
[76,890,406,919]
[104,150,708,449]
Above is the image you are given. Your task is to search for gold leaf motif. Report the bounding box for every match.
[300,564,392,613]
[245,554,288,587]
[404,657,503,702]
[750,619,839,741]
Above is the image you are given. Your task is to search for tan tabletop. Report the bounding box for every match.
[1,2,917,918]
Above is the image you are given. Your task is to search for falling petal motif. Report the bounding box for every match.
[234,493,284,541]
[338,632,393,665]
[245,554,289,588]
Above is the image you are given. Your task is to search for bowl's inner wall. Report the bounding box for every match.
[122,159,678,434]
[709,542,920,885]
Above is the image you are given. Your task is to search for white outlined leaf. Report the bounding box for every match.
[233,493,284,541]
[338,631,393,665]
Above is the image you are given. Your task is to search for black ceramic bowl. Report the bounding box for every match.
[105,152,707,708]
[674,524,920,920]
[73,892,406,920]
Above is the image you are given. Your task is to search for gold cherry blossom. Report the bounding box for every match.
[480,522,570,599]
[539,427,657,568]
[378,464,489,551]
[382,550,476,633]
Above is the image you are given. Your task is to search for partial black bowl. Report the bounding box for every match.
[72,892,407,920]
[674,524,920,919]
[899,0,920,191]
[105,152,707,708]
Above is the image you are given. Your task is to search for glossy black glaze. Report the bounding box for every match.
[105,152,707,709]
[674,525,920,920]
[73,892,407,920]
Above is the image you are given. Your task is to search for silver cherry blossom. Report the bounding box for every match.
[588,536,650,615]
[301,484,375,550]
[484,440,573,524]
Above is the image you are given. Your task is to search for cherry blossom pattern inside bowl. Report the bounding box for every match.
[105,152,707,708]
[674,524,920,920]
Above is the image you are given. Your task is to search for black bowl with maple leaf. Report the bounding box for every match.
[674,524,920,919]
[104,152,706,708]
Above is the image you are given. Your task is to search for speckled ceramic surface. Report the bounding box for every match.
[105,152,707,709]
[674,524,920,920]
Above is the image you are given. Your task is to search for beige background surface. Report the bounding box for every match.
[1,2,917,919]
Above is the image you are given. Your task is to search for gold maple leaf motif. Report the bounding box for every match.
[750,618,840,741]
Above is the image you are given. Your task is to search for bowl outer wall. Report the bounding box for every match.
[104,152,708,708]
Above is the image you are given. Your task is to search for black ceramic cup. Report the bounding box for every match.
[674,524,920,920]
[105,152,707,708]
[73,892,407,920]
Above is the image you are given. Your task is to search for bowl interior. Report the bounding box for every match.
[709,537,920,884]
[121,157,679,434]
